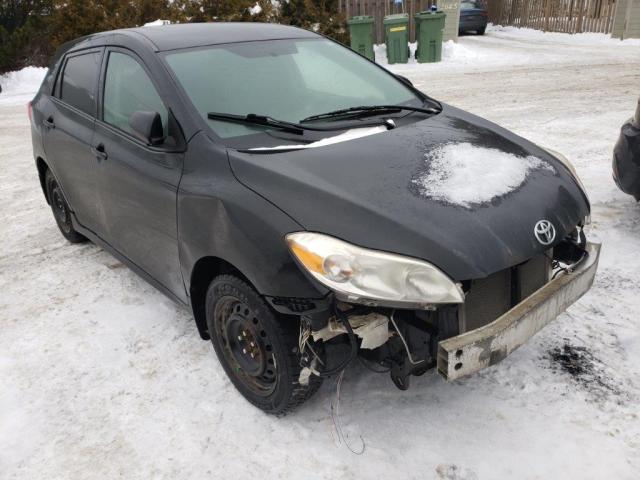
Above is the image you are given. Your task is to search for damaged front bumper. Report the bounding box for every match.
[437,242,601,381]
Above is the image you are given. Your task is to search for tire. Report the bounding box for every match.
[205,275,322,415]
[478,27,486,35]
[45,169,86,243]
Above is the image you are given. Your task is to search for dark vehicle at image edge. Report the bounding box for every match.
[459,0,488,35]
[30,23,600,415]
[613,97,640,200]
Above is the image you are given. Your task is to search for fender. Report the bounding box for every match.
[177,132,328,301]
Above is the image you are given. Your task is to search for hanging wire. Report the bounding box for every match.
[299,321,325,367]
[330,370,366,455]
[389,310,425,365]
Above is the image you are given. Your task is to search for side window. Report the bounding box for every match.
[103,51,168,137]
[59,51,101,115]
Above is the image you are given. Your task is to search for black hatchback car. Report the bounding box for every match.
[30,23,599,415]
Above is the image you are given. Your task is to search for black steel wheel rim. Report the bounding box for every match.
[51,182,71,232]
[214,296,277,396]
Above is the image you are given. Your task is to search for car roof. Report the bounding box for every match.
[112,22,319,52]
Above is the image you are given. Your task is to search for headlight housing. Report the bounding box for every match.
[286,232,464,308]
[544,148,589,200]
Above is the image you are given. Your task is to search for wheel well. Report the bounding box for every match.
[190,256,253,340]
[36,157,50,204]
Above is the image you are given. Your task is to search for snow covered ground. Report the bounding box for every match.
[1,26,640,479]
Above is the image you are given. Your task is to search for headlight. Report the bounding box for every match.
[286,232,464,308]
[544,148,589,200]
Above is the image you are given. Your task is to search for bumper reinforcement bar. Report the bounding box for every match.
[437,242,601,381]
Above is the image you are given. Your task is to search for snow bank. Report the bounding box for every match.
[490,24,640,47]
[144,19,170,26]
[248,3,262,15]
[412,143,554,207]
[375,40,487,67]
[0,67,47,96]
[375,24,640,72]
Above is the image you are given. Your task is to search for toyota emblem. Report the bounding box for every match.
[534,220,556,246]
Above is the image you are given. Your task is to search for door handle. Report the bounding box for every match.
[92,143,108,161]
[43,116,55,129]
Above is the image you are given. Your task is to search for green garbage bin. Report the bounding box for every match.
[383,14,409,64]
[414,11,446,63]
[347,16,375,61]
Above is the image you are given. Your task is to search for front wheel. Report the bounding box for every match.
[205,275,322,415]
[45,169,86,243]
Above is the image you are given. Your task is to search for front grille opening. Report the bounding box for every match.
[460,253,551,333]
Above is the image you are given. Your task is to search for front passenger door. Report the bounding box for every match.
[92,49,186,301]
[41,49,104,234]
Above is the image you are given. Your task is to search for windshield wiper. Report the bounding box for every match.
[207,111,394,135]
[300,104,440,123]
[207,112,307,135]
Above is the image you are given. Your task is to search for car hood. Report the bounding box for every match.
[228,104,590,280]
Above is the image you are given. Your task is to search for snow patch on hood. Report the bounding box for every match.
[412,142,555,208]
[249,126,388,151]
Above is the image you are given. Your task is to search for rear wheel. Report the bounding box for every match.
[205,275,322,415]
[478,27,486,35]
[45,169,86,243]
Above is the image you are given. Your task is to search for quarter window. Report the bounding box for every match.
[59,51,101,115]
[103,52,168,137]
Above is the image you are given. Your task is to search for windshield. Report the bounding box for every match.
[164,38,420,139]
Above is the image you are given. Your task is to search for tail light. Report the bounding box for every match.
[27,101,33,123]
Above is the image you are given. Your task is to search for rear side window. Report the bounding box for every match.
[103,51,168,137]
[59,52,101,115]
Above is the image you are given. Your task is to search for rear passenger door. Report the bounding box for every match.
[42,48,105,233]
[93,48,186,301]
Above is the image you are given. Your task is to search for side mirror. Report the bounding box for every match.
[395,74,414,87]
[129,111,165,146]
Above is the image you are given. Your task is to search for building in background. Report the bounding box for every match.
[439,0,461,41]
[612,0,640,39]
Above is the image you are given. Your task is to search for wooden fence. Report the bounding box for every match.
[339,0,437,43]
[339,0,618,40]
[488,0,618,33]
